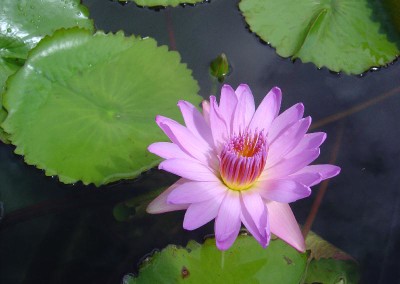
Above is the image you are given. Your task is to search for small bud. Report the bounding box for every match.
[209,53,230,82]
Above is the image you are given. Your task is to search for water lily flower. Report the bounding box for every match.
[146,84,340,251]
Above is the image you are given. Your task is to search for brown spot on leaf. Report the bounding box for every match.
[283,256,293,265]
[181,266,190,279]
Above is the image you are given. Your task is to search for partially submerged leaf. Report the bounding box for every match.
[304,231,360,284]
[239,0,400,74]
[2,28,200,186]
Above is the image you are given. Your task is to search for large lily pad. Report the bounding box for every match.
[119,0,205,8]
[124,232,360,283]
[239,0,400,74]
[0,0,94,142]
[2,28,200,186]
[125,234,308,283]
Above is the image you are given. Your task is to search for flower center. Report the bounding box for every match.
[219,130,268,191]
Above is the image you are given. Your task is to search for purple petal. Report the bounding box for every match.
[286,132,326,158]
[146,179,189,214]
[202,100,210,125]
[266,117,311,167]
[183,192,226,230]
[240,191,270,247]
[232,84,255,133]
[266,201,306,252]
[249,87,282,133]
[167,180,226,204]
[209,96,229,152]
[159,159,219,182]
[268,103,304,143]
[264,149,320,179]
[216,221,241,250]
[215,191,241,250]
[294,164,341,183]
[287,172,322,187]
[178,100,214,147]
[148,142,194,160]
[219,84,238,132]
[156,116,212,165]
[256,179,311,203]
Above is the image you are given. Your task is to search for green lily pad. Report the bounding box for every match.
[2,28,200,186]
[118,0,204,8]
[126,234,308,283]
[305,232,360,284]
[0,0,94,143]
[239,0,400,74]
[124,231,360,283]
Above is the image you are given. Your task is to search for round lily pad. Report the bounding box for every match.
[0,0,94,143]
[126,235,308,283]
[2,28,200,186]
[239,0,400,74]
[119,0,205,8]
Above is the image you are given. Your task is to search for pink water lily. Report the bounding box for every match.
[147,84,340,251]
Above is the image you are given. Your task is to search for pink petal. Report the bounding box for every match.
[216,221,241,250]
[240,191,270,247]
[215,190,242,250]
[256,179,311,203]
[202,100,210,125]
[156,116,212,165]
[266,201,306,252]
[294,164,341,184]
[167,180,226,204]
[146,179,189,214]
[232,84,255,134]
[159,159,219,182]
[148,142,195,160]
[177,100,214,147]
[266,117,312,167]
[209,96,229,151]
[183,192,226,230]
[240,211,270,248]
[286,132,326,158]
[268,103,304,143]
[249,87,282,133]
[219,84,238,132]
[264,149,320,179]
[287,172,322,187]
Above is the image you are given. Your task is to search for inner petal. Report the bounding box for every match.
[219,130,268,191]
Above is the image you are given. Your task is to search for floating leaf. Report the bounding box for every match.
[125,232,360,283]
[126,235,308,283]
[209,53,230,82]
[118,0,204,8]
[2,28,200,186]
[304,258,360,284]
[239,0,400,74]
[304,232,360,283]
[0,0,94,142]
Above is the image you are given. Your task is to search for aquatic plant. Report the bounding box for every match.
[147,84,340,251]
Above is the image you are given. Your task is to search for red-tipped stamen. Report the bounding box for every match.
[220,130,268,191]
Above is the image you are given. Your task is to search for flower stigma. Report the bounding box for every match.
[219,129,268,191]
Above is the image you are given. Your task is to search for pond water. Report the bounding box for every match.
[1,0,400,283]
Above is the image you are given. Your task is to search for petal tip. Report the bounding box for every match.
[216,240,232,251]
[271,86,282,95]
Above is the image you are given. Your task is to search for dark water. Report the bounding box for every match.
[1,0,400,283]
